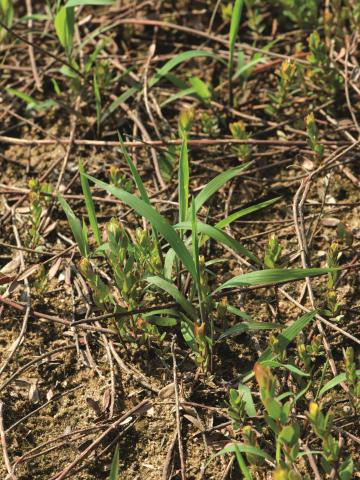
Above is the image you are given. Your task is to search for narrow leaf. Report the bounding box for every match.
[218,321,282,342]
[179,137,189,223]
[79,161,101,246]
[216,197,281,230]
[319,370,360,398]
[109,444,119,480]
[146,276,198,321]
[191,163,251,216]
[217,268,337,290]
[175,220,259,264]
[58,195,88,257]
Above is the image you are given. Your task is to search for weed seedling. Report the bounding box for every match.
[229,121,252,161]
[266,60,297,116]
[308,401,354,478]
[305,112,324,160]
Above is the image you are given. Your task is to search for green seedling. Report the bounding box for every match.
[108,166,133,192]
[228,0,244,106]
[264,234,282,269]
[297,335,322,372]
[266,59,298,116]
[229,121,252,161]
[253,364,302,474]
[344,347,360,413]
[308,401,354,478]
[270,0,319,28]
[201,112,220,138]
[244,0,265,34]
[323,242,342,319]
[307,31,343,98]
[305,112,324,159]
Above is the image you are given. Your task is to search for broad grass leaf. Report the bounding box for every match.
[148,50,225,88]
[216,197,281,229]
[237,384,256,417]
[217,268,337,290]
[191,163,251,216]
[146,276,197,321]
[319,370,360,398]
[54,6,74,55]
[65,0,114,6]
[218,321,282,342]
[175,221,259,264]
[217,443,273,462]
[58,195,88,257]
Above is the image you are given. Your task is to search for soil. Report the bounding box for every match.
[1,1,360,479]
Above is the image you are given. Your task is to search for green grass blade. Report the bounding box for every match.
[237,384,256,417]
[191,163,251,216]
[54,6,74,56]
[175,220,260,264]
[319,370,360,398]
[258,310,318,364]
[118,132,150,204]
[79,161,101,246]
[229,0,244,73]
[148,50,225,88]
[108,444,119,480]
[218,321,282,342]
[217,443,274,462]
[103,51,223,121]
[233,444,252,480]
[58,194,88,257]
[216,197,281,230]
[217,268,337,290]
[118,133,162,263]
[160,87,197,107]
[66,0,114,6]
[86,175,197,281]
[179,136,189,223]
[146,276,197,321]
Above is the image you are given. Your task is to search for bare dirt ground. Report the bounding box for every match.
[0,1,360,479]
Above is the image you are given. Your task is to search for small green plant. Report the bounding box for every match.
[269,0,319,29]
[201,112,220,138]
[307,31,343,98]
[296,335,322,372]
[229,121,252,161]
[324,242,342,319]
[254,364,301,474]
[108,166,133,192]
[308,401,354,478]
[344,347,360,413]
[264,235,282,269]
[266,60,298,116]
[305,112,324,160]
